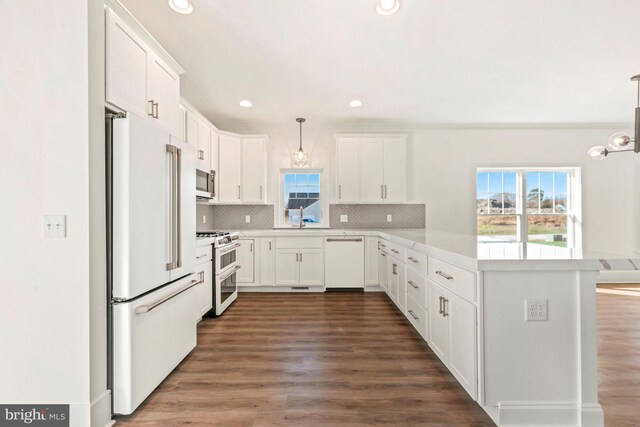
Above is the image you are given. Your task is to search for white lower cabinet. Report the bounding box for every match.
[378,249,389,292]
[195,262,212,320]
[237,239,255,284]
[388,258,406,312]
[364,236,379,288]
[428,280,477,400]
[275,238,324,287]
[260,238,275,286]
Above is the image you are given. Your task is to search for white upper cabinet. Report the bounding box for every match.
[336,138,359,202]
[106,8,182,137]
[196,120,211,172]
[241,137,267,203]
[185,112,198,149]
[335,135,407,203]
[218,134,242,203]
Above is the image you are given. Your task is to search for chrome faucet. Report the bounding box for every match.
[299,207,305,229]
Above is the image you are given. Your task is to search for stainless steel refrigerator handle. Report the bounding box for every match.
[326,238,363,242]
[176,147,182,268]
[135,279,199,314]
[165,144,178,271]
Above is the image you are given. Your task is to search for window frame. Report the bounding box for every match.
[476,167,582,258]
[277,168,328,228]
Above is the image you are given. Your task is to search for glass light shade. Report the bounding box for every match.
[169,0,193,14]
[292,149,310,167]
[607,132,632,150]
[379,0,396,10]
[587,145,607,160]
[376,0,400,15]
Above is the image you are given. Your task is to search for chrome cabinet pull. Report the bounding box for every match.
[381,253,387,257]
[435,270,453,280]
[154,101,159,119]
[250,243,253,252]
[260,185,263,200]
[408,309,419,320]
[237,185,241,199]
[391,249,399,254]
[384,185,387,199]
[338,185,342,199]
[268,241,272,250]
[408,280,418,289]
[438,296,444,315]
[392,263,398,275]
[198,150,204,160]
[381,185,384,199]
[196,253,208,259]
[299,252,303,262]
[380,244,386,248]
[443,298,449,317]
[408,256,419,263]
[296,253,299,262]
[148,99,155,117]
[135,279,199,314]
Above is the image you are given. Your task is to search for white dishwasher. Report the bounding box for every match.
[324,236,365,289]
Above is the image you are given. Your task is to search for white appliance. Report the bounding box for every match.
[107,112,197,415]
[196,169,216,201]
[324,236,365,289]
[196,232,240,315]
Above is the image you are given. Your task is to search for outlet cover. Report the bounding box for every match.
[525,299,548,321]
[340,214,348,222]
[202,215,207,224]
[245,215,251,223]
[387,214,393,222]
[43,215,66,238]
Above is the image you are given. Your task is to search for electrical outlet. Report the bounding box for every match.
[340,214,348,222]
[43,215,66,238]
[387,214,392,222]
[245,215,251,223]
[525,299,548,321]
[202,215,207,224]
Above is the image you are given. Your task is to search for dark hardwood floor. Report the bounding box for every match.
[116,292,495,426]
[596,285,640,427]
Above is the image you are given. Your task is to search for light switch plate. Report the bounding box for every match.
[202,215,207,224]
[387,214,392,222]
[340,214,348,222]
[245,215,251,223]
[525,299,548,321]
[44,215,66,238]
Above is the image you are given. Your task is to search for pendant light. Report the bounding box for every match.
[588,74,640,160]
[292,117,310,167]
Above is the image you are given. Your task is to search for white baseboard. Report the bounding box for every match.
[364,285,384,292]
[497,401,603,426]
[91,390,114,427]
[597,270,640,284]
[237,285,325,293]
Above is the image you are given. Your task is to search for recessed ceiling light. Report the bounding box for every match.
[168,0,193,15]
[376,0,400,15]
[349,99,363,108]
[239,100,253,108]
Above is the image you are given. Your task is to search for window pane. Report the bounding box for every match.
[477,215,518,242]
[489,172,503,194]
[554,172,568,193]
[283,172,321,225]
[539,172,554,197]
[554,194,568,213]
[503,192,517,214]
[526,172,539,193]
[477,172,489,193]
[503,172,517,194]
[527,215,567,248]
[295,174,308,186]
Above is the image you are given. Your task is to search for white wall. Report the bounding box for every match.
[229,123,639,256]
[0,1,107,425]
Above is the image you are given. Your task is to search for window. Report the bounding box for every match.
[477,168,581,258]
[279,170,324,226]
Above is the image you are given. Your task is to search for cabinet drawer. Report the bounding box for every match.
[405,248,427,275]
[195,245,212,265]
[406,267,427,309]
[428,257,476,302]
[386,242,404,260]
[406,295,427,339]
[276,237,323,249]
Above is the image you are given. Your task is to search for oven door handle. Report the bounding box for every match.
[219,264,241,282]
[218,243,240,256]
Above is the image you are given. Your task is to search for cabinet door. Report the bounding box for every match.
[185,112,198,149]
[275,249,300,286]
[378,251,388,292]
[210,132,219,176]
[241,137,266,203]
[236,239,255,284]
[359,139,385,202]
[260,239,275,286]
[364,237,379,287]
[300,248,324,286]
[428,282,450,362]
[336,138,359,202]
[383,138,407,202]
[106,9,149,118]
[396,261,406,312]
[218,135,242,203]
[449,292,477,399]
[196,121,211,172]
[197,263,213,319]
[148,55,180,137]
[389,258,400,302]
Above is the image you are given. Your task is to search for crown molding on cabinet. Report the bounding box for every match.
[104,0,185,75]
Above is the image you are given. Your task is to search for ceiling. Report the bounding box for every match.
[120,0,640,130]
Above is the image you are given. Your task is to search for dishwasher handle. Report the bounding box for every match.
[326,238,363,243]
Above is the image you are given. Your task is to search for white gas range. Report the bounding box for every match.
[196,231,240,315]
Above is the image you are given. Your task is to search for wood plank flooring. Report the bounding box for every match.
[596,285,640,426]
[116,292,494,426]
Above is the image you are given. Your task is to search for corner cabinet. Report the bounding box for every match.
[106,8,182,137]
[335,135,407,203]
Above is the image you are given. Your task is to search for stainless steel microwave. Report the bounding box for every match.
[196,169,216,200]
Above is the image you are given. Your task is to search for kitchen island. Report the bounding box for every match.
[216,228,615,426]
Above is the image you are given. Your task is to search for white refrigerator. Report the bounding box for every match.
[107,112,197,415]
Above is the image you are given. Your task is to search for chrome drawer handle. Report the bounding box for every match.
[408,280,418,289]
[442,298,449,317]
[408,256,419,263]
[391,249,399,254]
[408,309,419,320]
[435,270,453,280]
[196,253,209,259]
[438,296,444,314]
